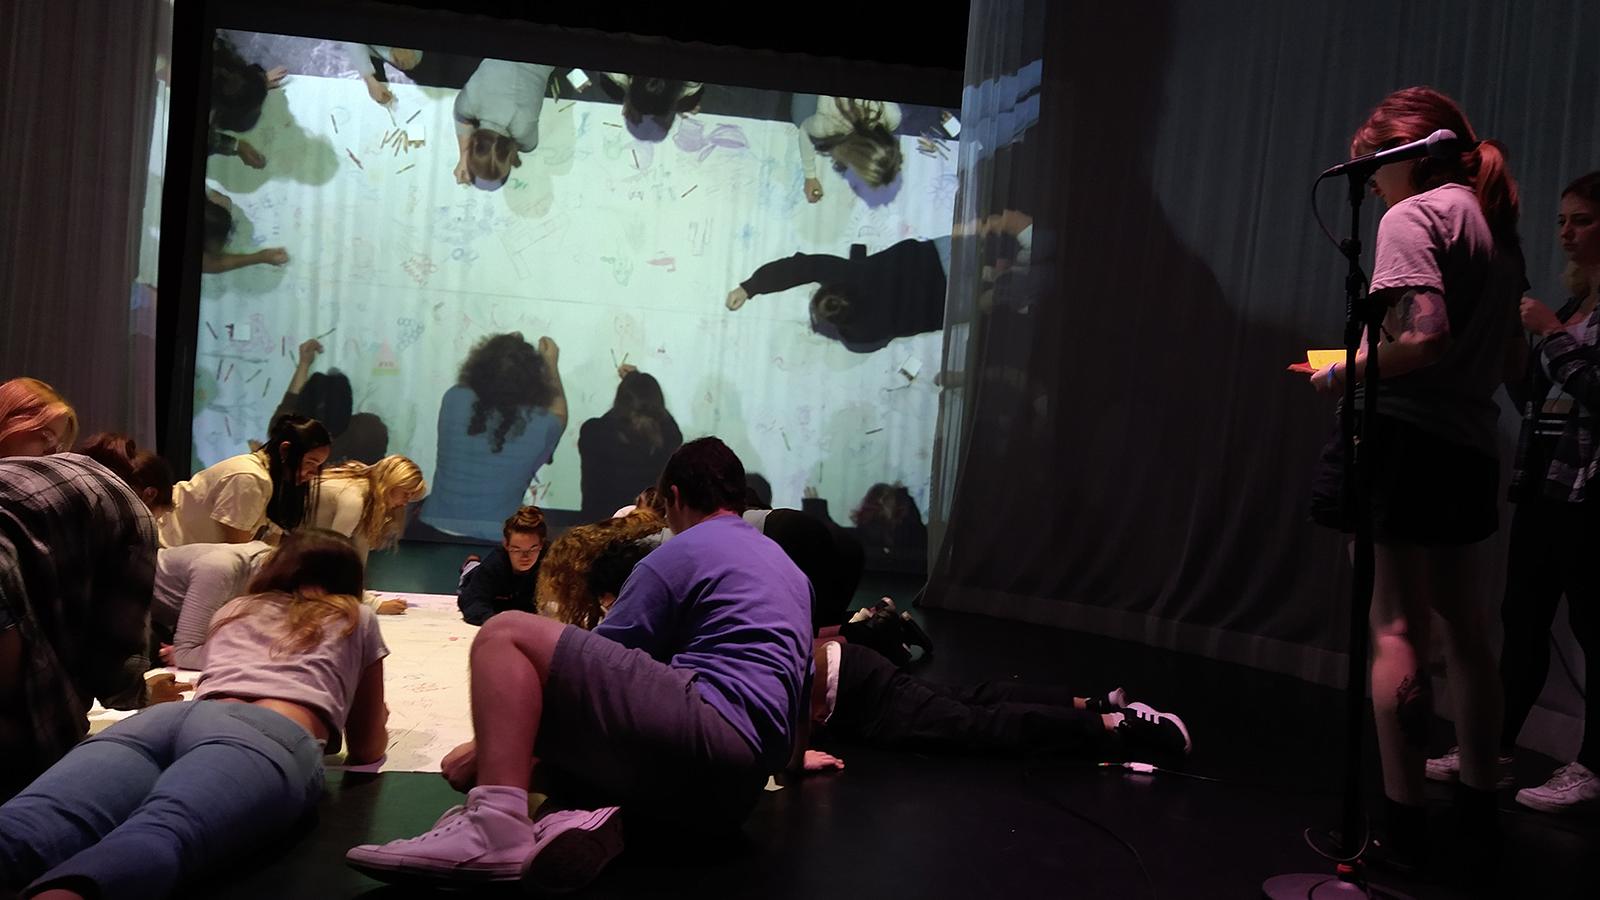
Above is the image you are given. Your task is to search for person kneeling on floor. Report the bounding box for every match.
[345,437,813,891]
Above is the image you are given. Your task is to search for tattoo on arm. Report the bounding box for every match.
[1399,290,1450,342]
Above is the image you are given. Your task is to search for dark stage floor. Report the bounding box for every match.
[185,573,1596,900]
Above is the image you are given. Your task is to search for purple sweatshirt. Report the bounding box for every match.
[594,513,813,767]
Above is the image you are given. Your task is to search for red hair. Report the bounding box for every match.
[1352,86,1520,244]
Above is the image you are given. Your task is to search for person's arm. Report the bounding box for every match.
[287,339,322,397]
[538,337,567,428]
[344,659,389,765]
[797,96,825,180]
[169,555,246,670]
[203,249,289,273]
[457,551,504,626]
[1531,315,1600,410]
[590,564,674,652]
[209,473,269,543]
[737,253,853,301]
[92,535,159,710]
[1317,288,1450,391]
[675,83,705,115]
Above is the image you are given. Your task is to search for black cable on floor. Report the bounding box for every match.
[1022,766,1158,900]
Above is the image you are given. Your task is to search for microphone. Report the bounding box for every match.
[1320,129,1470,178]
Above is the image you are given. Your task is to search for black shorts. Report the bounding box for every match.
[1309,413,1498,546]
[533,625,768,828]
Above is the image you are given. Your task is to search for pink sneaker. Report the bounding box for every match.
[345,786,537,884]
[521,806,625,894]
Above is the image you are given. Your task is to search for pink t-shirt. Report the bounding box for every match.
[1364,182,1526,455]
[195,592,388,754]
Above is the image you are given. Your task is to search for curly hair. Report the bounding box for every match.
[458,333,555,453]
[537,507,665,630]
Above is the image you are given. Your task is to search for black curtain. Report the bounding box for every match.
[929,0,1597,757]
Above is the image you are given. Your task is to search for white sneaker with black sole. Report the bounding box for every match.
[521,805,625,894]
[1515,762,1600,814]
[344,786,537,884]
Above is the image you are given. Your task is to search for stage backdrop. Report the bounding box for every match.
[928,0,1597,762]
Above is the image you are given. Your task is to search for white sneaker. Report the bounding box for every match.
[1424,746,1516,788]
[345,786,537,884]
[521,806,625,895]
[1515,762,1600,814]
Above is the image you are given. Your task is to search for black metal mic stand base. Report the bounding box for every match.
[1264,862,1415,900]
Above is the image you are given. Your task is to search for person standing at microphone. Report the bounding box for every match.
[1301,87,1525,871]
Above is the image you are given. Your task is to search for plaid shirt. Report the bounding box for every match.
[1509,298,1600,503]
[0,453,156,789]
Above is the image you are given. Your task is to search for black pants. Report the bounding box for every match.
[763,510,864,633]
[827,644,1104,755]
[1500,498,1599,767]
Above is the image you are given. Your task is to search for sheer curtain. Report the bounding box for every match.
[929,0,1598,760]
[0,0,171,446]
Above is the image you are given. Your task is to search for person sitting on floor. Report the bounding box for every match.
[0,529,388,898]
[573,541,1191,768]
[456,505,547,626]
[346,437,813,892]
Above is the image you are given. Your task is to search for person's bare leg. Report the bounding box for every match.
[1427,542,1503,791]
[1371,543,1433,805]
[470,612,567,789]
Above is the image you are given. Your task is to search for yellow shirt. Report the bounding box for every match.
[158,452,271,547]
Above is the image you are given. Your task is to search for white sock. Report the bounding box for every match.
[470,784,532,819]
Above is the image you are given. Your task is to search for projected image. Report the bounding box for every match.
[193,31,958,542]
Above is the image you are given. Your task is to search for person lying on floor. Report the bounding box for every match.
[573,541,1192,767]
[456,505,547,626]
[534,505,668,629]
[0,529,388,899]
[346,437,813,892]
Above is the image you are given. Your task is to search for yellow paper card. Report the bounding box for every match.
[1307,349,1345,369]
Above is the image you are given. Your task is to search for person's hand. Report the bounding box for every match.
[158,643,176,666]
[1521,297,1564,337]
[237,140,266,169]
[454,157,470,186]
[206,188,233,209]
[804,178,824,203]
[726,287,749,311]
[146,672,194,704]
[365,77,394,107]
[1310,363,1343,394]
[260,248,290,266]
[298,338,323,365]
[389,48,422,70]
[537,336,560,366]
[376,598,408,615]
[803,485,819,499]
[264,66,288,89]
[441,740,478,792]
[617,363,638,379]
[803,749,845,772]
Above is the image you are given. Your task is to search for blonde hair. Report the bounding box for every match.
[815,99,903,189]
[211,529,365,657]
[537,507,665,630]
[321,455,427,550]
[0,377,79,453]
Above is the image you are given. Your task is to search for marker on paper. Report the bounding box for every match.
[604,121,621,128]
[225,416,232,437]
[205,322,218,339]
[245,368,262,384]
[215,358,224,379]
[330,114,339,134]
[865,427,884,435]
[262,377,272,398]
[610,349,619,368]
[782,430,791,451]
[222,363,234,383]
[281,336,286,355]
[632,149,639,168]
[396,163,415,174]
[405,109,420,124]
[680,185,698,199]
[315,326,338,340]
[559,102,575,113]
[346,149,364,169]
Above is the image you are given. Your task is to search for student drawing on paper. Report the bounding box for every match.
[202,191,288,273]
[342,43,423,106]
[598,73,705,140]
[792,95,904,203]
[452,59,556,191]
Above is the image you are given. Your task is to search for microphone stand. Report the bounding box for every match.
[1262,172,1412,899]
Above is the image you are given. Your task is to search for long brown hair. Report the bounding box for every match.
[1561,171,1600,298]
[1351,86,1520,245]
[466,129,520,188]
[610,371,674,454]
[212,529,364,657]
[537,507,665,630]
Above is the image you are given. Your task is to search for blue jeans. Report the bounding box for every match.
[0,701,324,899]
